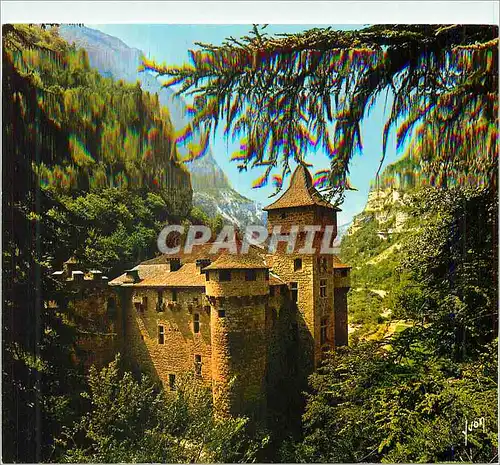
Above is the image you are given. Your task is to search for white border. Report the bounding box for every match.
[1,1,499,25]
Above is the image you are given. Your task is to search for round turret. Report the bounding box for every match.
[204,253,269,421]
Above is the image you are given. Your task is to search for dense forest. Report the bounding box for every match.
[2,25,236,463]
[2,24,498,463]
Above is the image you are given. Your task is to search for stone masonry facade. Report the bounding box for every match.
[53,165,351,422]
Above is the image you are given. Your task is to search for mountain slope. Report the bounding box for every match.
[340,166,416,340]
[59,25,265,228]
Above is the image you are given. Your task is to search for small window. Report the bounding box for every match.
[294,258,302,271]
[245,269,257,281]
[158,325,165,344]
[141,296,148,311]
[158,290,163,303]
[206,272,210,281]
[320,318,328,345]
[320,279,327,298]
[168,374,176,391]
[219,270,231,282]
[107,297,116,313]
[134,302,142,313]
[193,313,200,333]
[264,269,269,281]
[290,282,298,303]
[218,309,226,318]
[194,354,202,376]
[172,289,177,302]
[319,257,328,273]
[270,286,275,297]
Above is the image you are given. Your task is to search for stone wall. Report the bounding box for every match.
[209,294,268,421]
[121,286,212,390]
[69,287,120,371]
[205,269,269,297]
[206,269,269,420]
[334,288,349,347]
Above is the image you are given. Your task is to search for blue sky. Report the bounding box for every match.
[91,24,401,225]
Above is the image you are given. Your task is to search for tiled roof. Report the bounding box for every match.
[204,248,269,270]
[109,263,206,288]
[269,272,286,286]
[263,164,340,211]
[332,255,351,269]
[142,241,266,265]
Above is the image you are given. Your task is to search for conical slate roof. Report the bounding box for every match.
[263,164,340,211]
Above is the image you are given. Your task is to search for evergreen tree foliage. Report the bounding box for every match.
[2,24,193,462]
[145,24,498,200]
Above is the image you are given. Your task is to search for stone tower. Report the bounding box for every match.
[204,251,269,421]
[263,164,344,368]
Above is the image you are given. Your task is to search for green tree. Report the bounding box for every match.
[59,356,266,463]
[393,186,497,360]
[295,340,497,463]
[2,24,193,462]
[146,25,497,198]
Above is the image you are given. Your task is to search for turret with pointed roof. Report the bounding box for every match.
[264,164,339,246]
[263,164,340,212]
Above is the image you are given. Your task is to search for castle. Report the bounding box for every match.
[53,165,351,421]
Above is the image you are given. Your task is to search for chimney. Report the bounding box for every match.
[125,269,140,283]
[196,258,211,274]
[72,270,84,283]
[168,258,181,272]
[90,270,103,281]
[63,256,78,278]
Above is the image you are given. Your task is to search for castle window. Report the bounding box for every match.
[156,291,165,312]
[193,313,200,333]
[320,318,328,345]
[158,325,165,344]
[218,309,225,318]
[245,269,257,281]
[320,279,327,298]
[294,258,303,271]
[134,302,143,313]
[171,289,177,302]
[219,270,231,282]
[206,272,210,281]
[107,297,116,313]
[290,282,298,303]
[194,355,202,376]
[168,374,176,391]
[334,269,349,278]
